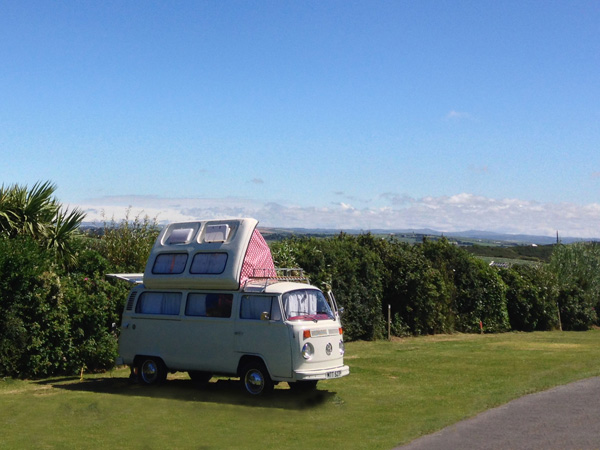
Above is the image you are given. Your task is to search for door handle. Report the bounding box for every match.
[234,331,243,336]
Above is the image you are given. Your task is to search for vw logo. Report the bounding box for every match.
[325,343,333,355]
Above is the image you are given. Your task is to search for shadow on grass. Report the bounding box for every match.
[40,376,336,410]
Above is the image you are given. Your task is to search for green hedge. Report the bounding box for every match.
[0,237,128,378]
[272,235,512,340]
[3,229,600,378]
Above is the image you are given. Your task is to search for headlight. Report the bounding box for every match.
[339,340,345,356]
[302,343,314,360]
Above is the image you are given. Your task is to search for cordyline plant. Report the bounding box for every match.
[0,181,85,267]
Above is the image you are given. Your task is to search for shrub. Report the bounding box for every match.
[423,239,510,333]
[61,273,128,372]
[0,237,71,377]
[556,285,597,331]
[95,210,160,273]
[0,236,130,378]
[500,265,558,331]
[272,234,386,340]
[375,239,452,335]
[549,243,600,330]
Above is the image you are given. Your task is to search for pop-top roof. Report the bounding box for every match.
[142,218,275,290]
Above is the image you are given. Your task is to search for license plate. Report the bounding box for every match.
[326,370,342,378]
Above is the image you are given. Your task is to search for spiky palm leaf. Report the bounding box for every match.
[47,206,87,266]
[0,181,86,265]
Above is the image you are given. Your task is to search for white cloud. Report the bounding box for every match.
[75,193,600,238]
[445,110,472,120]
[468,164,489,173]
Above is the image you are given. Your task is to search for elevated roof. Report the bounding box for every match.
[143,218,275,290]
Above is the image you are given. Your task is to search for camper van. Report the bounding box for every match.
[113,218,349,395]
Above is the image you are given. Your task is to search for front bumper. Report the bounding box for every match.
[294,364,350,381]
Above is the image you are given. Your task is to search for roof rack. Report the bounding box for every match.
[242,268,310,292]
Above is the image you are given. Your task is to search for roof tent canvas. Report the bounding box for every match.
[240,228,276,286]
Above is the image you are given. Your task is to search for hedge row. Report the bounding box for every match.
[1,229,598,378]
[270,235,598,341]
[0,237,129,378]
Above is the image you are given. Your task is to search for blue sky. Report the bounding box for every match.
[2,1,599,237]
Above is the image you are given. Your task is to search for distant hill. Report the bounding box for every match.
[82,222,597,246]
[260,227,597,246]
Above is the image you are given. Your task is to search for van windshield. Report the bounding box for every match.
[282,289,335,321]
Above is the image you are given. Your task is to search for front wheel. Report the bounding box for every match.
[240,361,273,396]
[137,357,167,385]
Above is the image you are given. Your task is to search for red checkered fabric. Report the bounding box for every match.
[240,229,276,285]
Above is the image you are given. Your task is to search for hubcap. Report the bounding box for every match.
[141,360,158,383]
[245,369,264,394]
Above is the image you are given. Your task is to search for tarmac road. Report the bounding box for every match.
[394,377,600,450]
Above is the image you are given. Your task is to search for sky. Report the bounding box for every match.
[1,1,599,237]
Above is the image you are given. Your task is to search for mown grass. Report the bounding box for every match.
[2,331,600,449]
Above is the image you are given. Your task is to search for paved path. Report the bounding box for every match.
[395,377,600,450]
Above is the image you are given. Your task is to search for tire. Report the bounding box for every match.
[288,380,318,392]
[240,361,274,396]
[188,371,212,386]
[137,357,167,385]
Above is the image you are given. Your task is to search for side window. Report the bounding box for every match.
[190,253,228,274]
[135,292,182,315]
[240,295,281,321]
[186,293,233,318]
[152,253,188,274]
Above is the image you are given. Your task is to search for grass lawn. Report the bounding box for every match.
[2,330,600,449]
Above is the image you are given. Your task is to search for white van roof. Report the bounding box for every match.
[143,218,275,290]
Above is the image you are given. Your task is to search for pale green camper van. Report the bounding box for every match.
[113,218,349,395]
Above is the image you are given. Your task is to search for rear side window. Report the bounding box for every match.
[186,293,233,318]
[240,295,281,321]
[152,253,188,274]
[136,292,182,315]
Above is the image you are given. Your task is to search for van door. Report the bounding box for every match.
[235,294,292,378]
[122,291,183,367]
[178,292,237,373]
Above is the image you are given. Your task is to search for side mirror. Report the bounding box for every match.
[338,307,345,316]
[260,312,271,321]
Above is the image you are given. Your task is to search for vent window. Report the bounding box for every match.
[167,228,194,245]
[125,291,137,311]
[204,224,230,242]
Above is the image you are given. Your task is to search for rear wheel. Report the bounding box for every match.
[137,357,167,385]
[241,361,273,396]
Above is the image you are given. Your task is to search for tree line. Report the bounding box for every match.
[271,234,599,340]
[1,182,598,378]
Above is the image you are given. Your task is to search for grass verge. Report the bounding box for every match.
[2,330,600,449]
